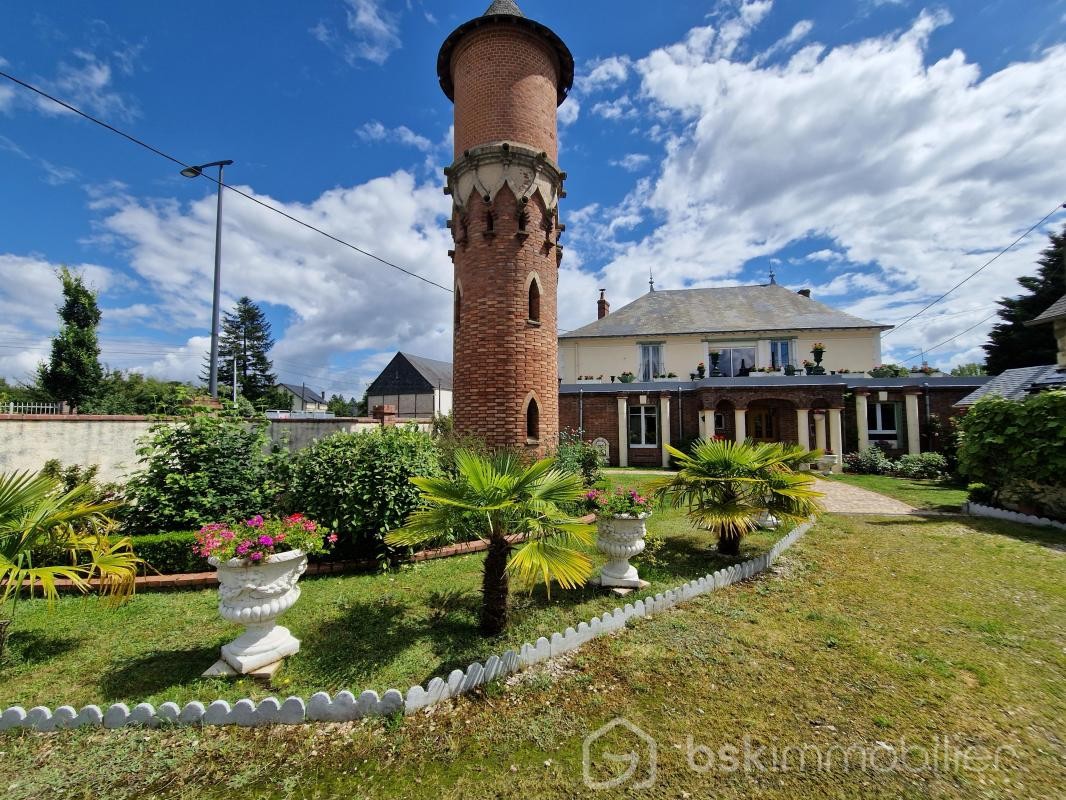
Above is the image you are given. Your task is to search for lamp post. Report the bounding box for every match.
[181,159,234,399]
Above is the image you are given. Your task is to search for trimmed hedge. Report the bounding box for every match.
[129,531,201,575]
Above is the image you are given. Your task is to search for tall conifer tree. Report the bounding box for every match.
[984,226,1066,375]
[38,267,103,409]
[201,297,277,401]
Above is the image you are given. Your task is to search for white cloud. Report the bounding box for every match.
[344,0,402,65]
[558,96,580,126]
[758,19,814,63]
[582,56,632,91]
[35,49,139,121]
[0,85,12,114]
[357,120,433,152]
[559,6,1066,367]
[611,153,651,172]
[592,95,637,120]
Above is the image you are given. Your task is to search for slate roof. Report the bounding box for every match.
[483,0,524,16]
[401,353,453,391]
[1028,294,1066,325]
[954,365,1066,407]
[560,285,891,339]
[278,383,327,404]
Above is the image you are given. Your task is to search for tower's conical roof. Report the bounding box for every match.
[483,0,524,17]
[438,2,574,105]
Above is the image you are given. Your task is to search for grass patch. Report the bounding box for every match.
[0,477,779,710]
[827,473,968,511]
[1,513,1063,799]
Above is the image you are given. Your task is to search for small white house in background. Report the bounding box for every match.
[366,352,453,419]
[276,383,329,412]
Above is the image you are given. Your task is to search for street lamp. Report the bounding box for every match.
[181,159,234,399]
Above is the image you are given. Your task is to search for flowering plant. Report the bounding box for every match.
[802,359,815,367]
[584,487,653,518]
[811,342,826,351]
[193,514,337,563]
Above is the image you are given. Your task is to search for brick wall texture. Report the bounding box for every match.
[445,20,565,456]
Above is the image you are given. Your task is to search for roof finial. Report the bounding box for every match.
[769,265,777,285]
[649,267,655,293]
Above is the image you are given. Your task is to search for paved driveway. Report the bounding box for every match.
[813,477,917,515]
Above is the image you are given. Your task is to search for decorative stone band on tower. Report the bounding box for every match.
[438,1,574,455]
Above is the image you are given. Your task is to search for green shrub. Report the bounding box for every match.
[957,391,1066,520]
[895,452,949,479]
[843,446,894,475]
[554,429,603,487]
[966,483,995,506]
[130,531,202,574]
[123,412,273,535]
[288,425,443,561]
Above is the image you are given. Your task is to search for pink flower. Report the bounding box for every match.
[327,534,338,544]
[249,552,262,562]
[258,535,274,547]
[246,515,265,528]
[222,530,235,540]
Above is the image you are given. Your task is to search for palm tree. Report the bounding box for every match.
[385,450,593,635]
[651,439,823,556]
[0,471,141,621]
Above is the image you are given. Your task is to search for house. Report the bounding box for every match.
[559,284,890,382]
[366,353,453,420]
[955,294,1066,408]
[275,384,329,413]
[558,285,989,469]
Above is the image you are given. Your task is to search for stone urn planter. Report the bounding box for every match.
[207,549,308,675]
[596,514,651,588]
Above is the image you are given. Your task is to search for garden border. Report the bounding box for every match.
[0,521,812,733]
[964,502,1066,532]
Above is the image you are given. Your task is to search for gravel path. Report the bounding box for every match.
[813,477,917,515]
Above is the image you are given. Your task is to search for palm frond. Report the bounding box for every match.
[508,537,594,594]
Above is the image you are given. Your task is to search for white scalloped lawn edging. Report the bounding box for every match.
[964,502,1066,531]
[1,521,812,733]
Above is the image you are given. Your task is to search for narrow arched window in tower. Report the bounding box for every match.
[528,277,541,322]
[526,397,540,441]
[485,211,495,234]
[455,285,462,329]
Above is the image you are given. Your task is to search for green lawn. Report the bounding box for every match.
[0,477,780,711]
[2,512,1063,799]
[827,473,969,511]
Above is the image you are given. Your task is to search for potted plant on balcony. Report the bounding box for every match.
[619,371,637,383]
[698,359,708,379]
[586,487,653,588]
[196,514,335,675]
[809,343,827,375]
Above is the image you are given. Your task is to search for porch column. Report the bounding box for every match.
[904,389,921,455]
[698,410,707,441]
[734,407,747,444]
[828,408,844,472]
[813,410,828,453]
[854,390,870,452]
[660,394,672,468]
[796,408,811,451]
[616,395,629,467]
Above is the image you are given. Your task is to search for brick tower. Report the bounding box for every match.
[438,0,574,455]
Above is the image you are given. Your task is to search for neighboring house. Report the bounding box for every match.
[275,383,329,413]
[366,352,453,419]
[956,294,1066,408]
[558,285,989,469]
[559,284,889,382]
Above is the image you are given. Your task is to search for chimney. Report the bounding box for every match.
[798,289,812,299]
[596,290,614,322]
[597,289,610,319]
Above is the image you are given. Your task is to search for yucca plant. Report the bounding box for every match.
[0,471,141,626]
[385,450,594,635]
[650,439,823,555]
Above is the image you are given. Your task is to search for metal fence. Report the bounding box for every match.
[4,401,60,415]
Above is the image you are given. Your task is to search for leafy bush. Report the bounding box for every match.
[554,429,603,487]
[895,452,949,479]
[843,446,895,475]
[129,531,202,574]
[869,364,911,378]
[39,460,123,507]
[123,412,273,535]
[966,483,995,506]
[288,426,443,561]
[957,391,1066,519]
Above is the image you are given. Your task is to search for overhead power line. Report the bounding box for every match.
[885,201,1066,338]
[896,311,999,364]
[0,69,453,294]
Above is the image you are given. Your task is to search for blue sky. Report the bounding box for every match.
[1,0,1065,395]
